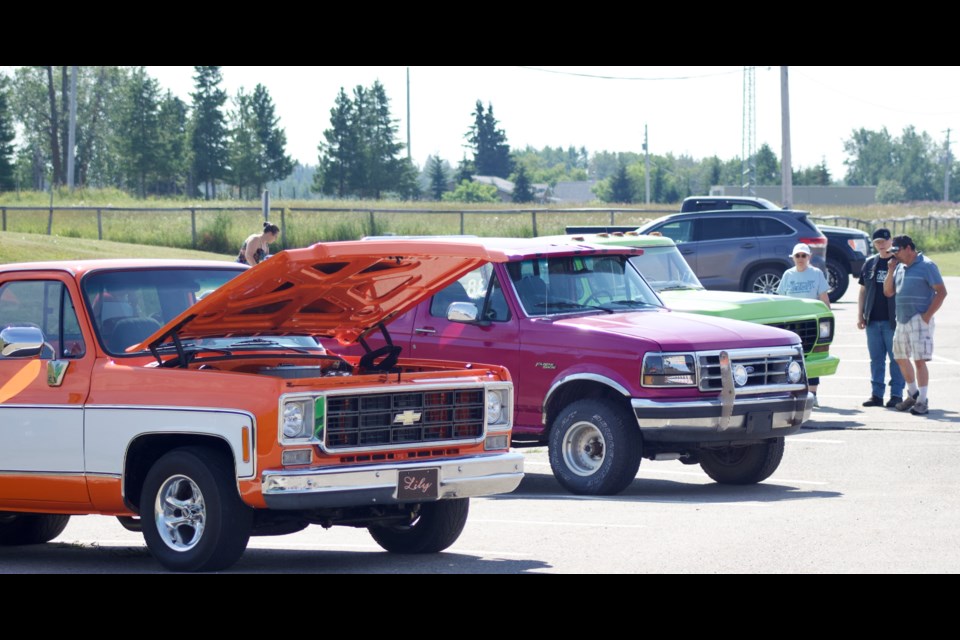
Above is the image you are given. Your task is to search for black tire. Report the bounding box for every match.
[140,446,252,572]
[699,437,785,485]
[745,266,783,295]
[548,399,642,496]
[0,513,70,545]
[825,256,849,303]
[369,498,469,554]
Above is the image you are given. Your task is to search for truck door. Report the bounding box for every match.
[0,275,94,506]
[407,264,522,415]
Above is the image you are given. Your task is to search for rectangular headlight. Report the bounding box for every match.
[281,398,314,442]
[486,386,512,431]
[819,318,833,341]
[642,353,697,387]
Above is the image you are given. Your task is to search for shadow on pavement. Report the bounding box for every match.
[0,541,552,574]
[498,468,840,504]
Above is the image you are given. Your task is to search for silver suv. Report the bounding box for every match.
[635,209,828,294]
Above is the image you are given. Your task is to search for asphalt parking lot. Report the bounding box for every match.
[4,276,958,573]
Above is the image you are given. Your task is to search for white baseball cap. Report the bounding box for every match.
[791,243,812,257]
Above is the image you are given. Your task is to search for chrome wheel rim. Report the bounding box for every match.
[155,475,206,552]
[562,421,605,477]
[753,273,780,294]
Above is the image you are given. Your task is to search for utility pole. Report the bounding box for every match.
[406,67,411,160]
[741,67,756,196]
[67,65,78,190]
[644,124,650,204]
[780,66,793,209]
[944,128,952,202]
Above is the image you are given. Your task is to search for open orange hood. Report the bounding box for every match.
[133,239,508,350]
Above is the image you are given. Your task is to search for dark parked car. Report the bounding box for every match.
[678,196,871,302]
[632,209,828,296]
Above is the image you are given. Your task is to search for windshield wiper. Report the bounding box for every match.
[598,299,663,310]
[657,285,702,291]
[229,338,313,353]
[533,300,614,314]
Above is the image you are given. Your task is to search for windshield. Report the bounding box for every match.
[83,267,251,355]
[506,254,663,317]
[627,246,704,291]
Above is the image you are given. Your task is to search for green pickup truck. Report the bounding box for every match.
[562,232,839,380]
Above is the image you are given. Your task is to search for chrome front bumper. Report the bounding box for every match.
[261,452,524,510]
[632,392,812,442]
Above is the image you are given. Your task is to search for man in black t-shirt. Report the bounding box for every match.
[856,227,905,407]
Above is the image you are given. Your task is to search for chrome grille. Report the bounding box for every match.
[697,346,804,392]
[767,319,817,352]
[325,389,485,450]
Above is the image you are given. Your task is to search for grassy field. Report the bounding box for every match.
[0,231,233,264]
[2,189,960,273]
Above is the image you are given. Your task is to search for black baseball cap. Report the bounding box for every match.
[872,228,891,240]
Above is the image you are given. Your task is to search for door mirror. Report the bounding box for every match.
[0,325,46,358]
[447,301,479,323]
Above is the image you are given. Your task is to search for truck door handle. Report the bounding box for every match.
[680,249,695,255]
[740,243,755,249]
[414,327,437,334]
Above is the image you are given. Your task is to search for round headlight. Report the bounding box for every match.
[733,364,749,387]
[283,402,306,438]
[487,390,504,424]
[787,360,803,383]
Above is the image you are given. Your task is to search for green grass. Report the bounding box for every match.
[0,231,233,264]
[3,188,960,270]
[924,251,960,276]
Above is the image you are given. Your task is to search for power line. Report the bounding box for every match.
[517,66,742,81]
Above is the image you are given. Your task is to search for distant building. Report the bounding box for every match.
[550,180,599,204]
[472,175,549,203]
[709,185,877,207]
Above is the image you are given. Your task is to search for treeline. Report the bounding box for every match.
[0,66,291,199]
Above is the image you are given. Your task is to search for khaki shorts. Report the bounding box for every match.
[893,314,935,361]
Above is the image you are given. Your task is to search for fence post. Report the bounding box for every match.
[47,207,53,235]
[459,211,465,235]
[610,210,615,225]
[1,207,5,231]
[280,208,286,249]
[97,209,102,240]
[531,210,538,237]
[190,208,197,248]
[369,210,375,234]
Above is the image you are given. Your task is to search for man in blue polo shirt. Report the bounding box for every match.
[883,235,948,415]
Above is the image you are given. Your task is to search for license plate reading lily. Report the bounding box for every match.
[397,468,439,500]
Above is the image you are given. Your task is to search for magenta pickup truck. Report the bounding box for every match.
[330,238,812,496]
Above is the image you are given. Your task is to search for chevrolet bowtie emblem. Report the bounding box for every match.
[394,410,422,426]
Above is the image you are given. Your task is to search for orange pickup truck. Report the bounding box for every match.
[0,240,522,571]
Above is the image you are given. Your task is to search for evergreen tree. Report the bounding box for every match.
[190,66,229,199]
[314,81,409,199]
[251,84,293,191]
[360,81,405,199]
[227,89,264,199]
[609,163,634,203]
[454,157,475,184]
[512,165,535,203]
[156,91,190,196]
[755,143,780,185]
[428,155,449,200]
[0,75,15,191]
[314,87,356,197]
[466,100,512,178]
[116,67,161,198]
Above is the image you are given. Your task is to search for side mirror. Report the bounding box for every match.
[0,325,46,358]
[447,301,479,323]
